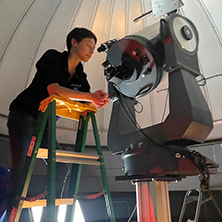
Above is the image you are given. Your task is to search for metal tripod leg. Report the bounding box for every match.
[8,108,49,222]
[178,189,202,222]
[91,112,116,222]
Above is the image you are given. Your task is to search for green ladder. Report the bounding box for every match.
[8,95,116,222]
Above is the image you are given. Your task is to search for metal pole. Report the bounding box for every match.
[135,181,171,222]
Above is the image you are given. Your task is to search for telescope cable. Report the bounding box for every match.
[115,84,160,147]
[190,150,222,220]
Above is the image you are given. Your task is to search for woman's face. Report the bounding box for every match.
[71,37,96,62]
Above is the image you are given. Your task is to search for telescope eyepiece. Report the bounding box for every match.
[97,39,118,53]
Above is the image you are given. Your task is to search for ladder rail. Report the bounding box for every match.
[47,101,57,222]
[178,189,202,222]
[91,112,116,222]
[65,113,90,222]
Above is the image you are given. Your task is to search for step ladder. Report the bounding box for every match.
[178,189,202,222]
[8,95,116,222]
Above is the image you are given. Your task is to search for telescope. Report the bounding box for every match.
[99,12,219,221]
[99,13,218,180]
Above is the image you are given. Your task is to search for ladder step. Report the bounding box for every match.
[22,198,74,208]
[37,148,100,165]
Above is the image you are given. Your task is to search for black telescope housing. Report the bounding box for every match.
[100,13,218,181]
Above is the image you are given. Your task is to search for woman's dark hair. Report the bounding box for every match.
[66,27,97,52]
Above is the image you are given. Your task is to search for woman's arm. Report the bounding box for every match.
[47,83,109,108]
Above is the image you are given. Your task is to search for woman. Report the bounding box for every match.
[5,27,109,219]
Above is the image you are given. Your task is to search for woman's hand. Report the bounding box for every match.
[91,90,110,108]
[47,83,110,108]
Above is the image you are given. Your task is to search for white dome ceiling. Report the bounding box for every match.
[0,0,222,146]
